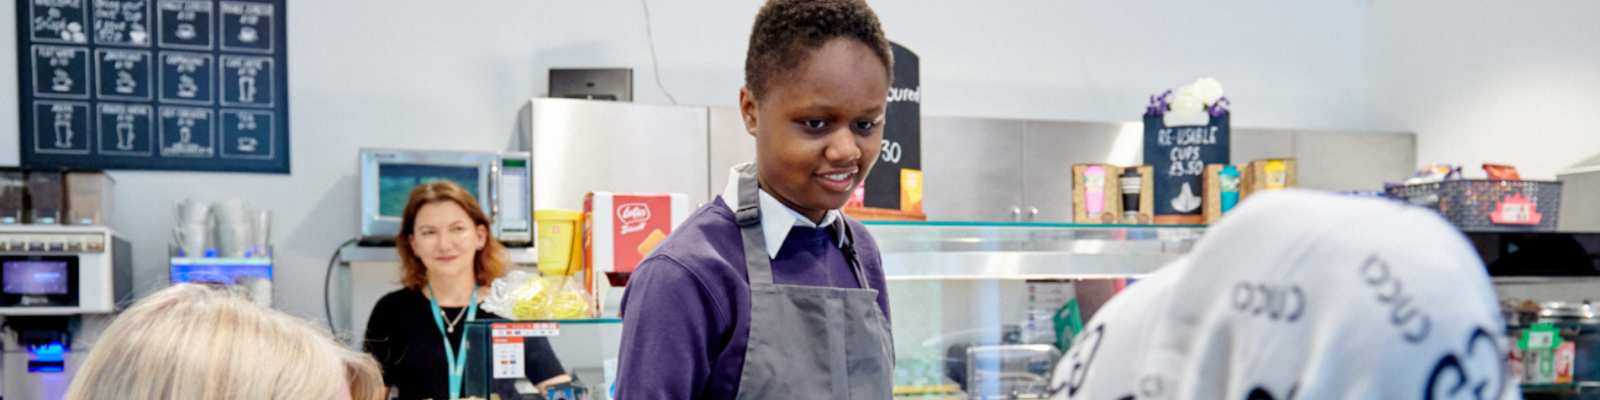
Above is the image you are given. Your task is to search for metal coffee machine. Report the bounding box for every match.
[0,226,130,400]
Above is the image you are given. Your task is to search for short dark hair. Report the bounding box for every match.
[744,0,893,100]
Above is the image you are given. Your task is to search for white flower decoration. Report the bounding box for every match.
[1189,77,1224,106]
[1168,88,1206,116]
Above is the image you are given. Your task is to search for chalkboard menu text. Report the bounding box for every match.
[16,0,288,173]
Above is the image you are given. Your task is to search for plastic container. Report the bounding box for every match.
[66,172,114,226]
[535,209,582,277]
[0,169,24,224]
[1219,165,1241,212]
[26,170,64,225]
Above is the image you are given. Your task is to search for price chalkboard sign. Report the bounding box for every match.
[861,42,919,211]
[16,0,288,173]
[1143,113,1229,218]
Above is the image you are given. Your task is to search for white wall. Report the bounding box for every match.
[874,0,1370,130]
[0,0,1375,322]
[1367,1,1600,180]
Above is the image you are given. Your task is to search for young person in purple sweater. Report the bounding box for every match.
[614,0,895,398]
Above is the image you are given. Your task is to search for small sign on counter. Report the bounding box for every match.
[491,336,527,379]
[1143,113,1230,224]
[491,321,560,337]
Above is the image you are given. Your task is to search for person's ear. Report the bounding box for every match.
[739,86,759,138]
[475,225,488,250]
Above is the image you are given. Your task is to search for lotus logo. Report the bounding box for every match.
[617,203,651,234]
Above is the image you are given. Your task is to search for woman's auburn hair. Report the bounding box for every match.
[396,181,508,292]
[65,284,384,400]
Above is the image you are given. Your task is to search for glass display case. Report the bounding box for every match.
[1476,231,1600,400]
[872,222,1202,400]
[444,221,1599,400]
[455,221,1205,400]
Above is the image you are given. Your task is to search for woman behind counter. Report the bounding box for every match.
[364,181,570,400]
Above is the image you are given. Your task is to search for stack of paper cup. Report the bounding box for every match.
[173,198,271,259]
[173,199,210,257]
[214,199,252,258]
[249,208,271,258]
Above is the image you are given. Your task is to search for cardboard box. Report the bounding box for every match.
[1118,166,1154,224]
[1203,165,1225,225]
[583,192,689,291]
[1072,164,1123,224]
[1240,159,1298,200]
[1557,341,1575,384]
[900,169,923,213]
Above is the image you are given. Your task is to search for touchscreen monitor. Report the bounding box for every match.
[3,261,69,295]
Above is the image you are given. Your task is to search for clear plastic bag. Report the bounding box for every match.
[482,270,593,320]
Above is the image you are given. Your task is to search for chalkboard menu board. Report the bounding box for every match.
[16,0,288,173]
[1143,113,1229,217]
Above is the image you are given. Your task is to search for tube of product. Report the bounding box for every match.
[1265,160,1287,190]
[1220,165,1240,213]
[1085,166,1105,219]
[1120,168,1141,220]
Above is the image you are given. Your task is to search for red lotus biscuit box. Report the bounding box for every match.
[583,192,689,289]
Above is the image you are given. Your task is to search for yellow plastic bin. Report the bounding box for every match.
[534,209,583,277]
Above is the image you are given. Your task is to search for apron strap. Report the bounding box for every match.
[736,166,776,286]
[830,218,870,290]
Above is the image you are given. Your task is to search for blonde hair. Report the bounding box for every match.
[396,181,508,291]
[65,284,383,400]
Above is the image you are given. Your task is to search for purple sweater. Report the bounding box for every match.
[615,197,891,400]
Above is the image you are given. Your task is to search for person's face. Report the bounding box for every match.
[408,201,488,279]
[741,38,888,222]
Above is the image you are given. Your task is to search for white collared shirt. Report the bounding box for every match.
[722,163,845,259]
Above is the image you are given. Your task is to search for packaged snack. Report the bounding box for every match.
[483,271,594,320]
[1556,341,1575,384]
[584,192,690,288]
[1406,164,1462,185]
[1483,163,1521,180]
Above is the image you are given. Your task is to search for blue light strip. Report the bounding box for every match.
[27,341,67,373]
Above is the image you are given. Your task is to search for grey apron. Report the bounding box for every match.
[732,167,895,400]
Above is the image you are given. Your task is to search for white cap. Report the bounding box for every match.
[1050,189,1517,400]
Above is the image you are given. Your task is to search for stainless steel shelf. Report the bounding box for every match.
[863,222,1203,280]
[1493,276,1600,285]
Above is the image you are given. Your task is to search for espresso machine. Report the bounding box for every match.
[0,226,131,400]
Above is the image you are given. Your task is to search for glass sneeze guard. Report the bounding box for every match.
[864,221,1204,280]
[866,221,1203,399]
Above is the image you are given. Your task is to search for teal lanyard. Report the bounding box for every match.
[427,284,479,400]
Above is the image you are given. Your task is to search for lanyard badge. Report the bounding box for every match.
[428,284,479,400]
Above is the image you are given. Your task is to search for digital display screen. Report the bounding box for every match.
[499,166,529,231]
[3,261,69,295]
[377,164,480,218]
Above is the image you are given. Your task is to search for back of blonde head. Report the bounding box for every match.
[66,284,382,400]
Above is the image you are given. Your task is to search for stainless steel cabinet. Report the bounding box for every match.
[924,118,1144,223]
[921,117,1026,222]
[1230,127,1296,165]
[1022,121,1142,223]
[1294,130,1415,191]
[708,106,755,202]
[527,98,711,211]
